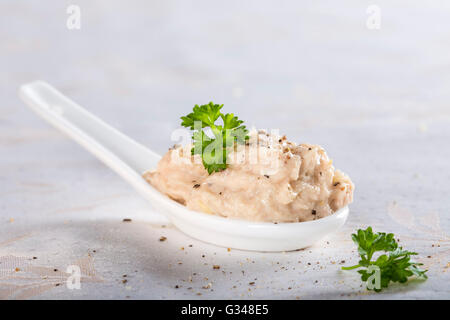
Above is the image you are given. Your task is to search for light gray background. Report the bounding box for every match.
[1,1,449,299]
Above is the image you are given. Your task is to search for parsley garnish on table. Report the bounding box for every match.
[181,102,248,174]
[342,227,428,292]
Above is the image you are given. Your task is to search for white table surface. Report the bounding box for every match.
[0,1,449,299]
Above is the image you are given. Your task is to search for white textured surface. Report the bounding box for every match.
[0,1,449,299]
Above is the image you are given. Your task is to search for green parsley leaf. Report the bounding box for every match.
[342,227,428,292]
[181,102,249,174]
[181,103,223,129]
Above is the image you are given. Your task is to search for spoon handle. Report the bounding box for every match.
[19,80,161,193]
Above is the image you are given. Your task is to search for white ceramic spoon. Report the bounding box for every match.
[19,81,349,252]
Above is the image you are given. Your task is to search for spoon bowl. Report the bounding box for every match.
[19,81,349,252]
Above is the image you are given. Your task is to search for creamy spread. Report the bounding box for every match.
[143,130,354,223]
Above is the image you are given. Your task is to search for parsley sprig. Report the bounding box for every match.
[181,102,248,174]
[342,227,428,292]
